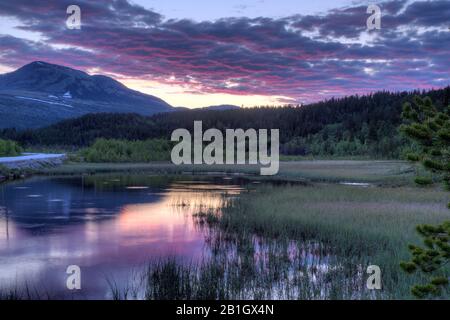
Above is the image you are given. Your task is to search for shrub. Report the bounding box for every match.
[414,176,433,186]
[0,139,22,157]
[81,138,172,163]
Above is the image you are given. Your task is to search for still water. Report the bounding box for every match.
[0,174,246,299]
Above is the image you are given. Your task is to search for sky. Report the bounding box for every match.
[0,0,449,108]
[132,0,356,21]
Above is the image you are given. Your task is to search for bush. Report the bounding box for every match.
[81,138,172,163]
[0,139,22,157]
[414,176,433,186]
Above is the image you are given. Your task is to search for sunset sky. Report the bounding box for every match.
[0,0,449,108]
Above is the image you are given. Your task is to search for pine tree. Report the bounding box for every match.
[399,96,450,298]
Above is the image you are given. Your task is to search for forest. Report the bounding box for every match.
[1,87,449,159]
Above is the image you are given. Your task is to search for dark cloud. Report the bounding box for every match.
[0,0,449,103]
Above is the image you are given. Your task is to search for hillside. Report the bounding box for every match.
[0,61,173,129]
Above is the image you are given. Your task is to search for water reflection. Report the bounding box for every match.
[0,175,245,299]
[0,175,359,300]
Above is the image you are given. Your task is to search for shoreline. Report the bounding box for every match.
[1,159,416,187]
[34,160,415,186]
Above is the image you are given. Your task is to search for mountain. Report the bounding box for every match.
[0,61,173,129]
[202,104,240,111]
[174,104,240,111]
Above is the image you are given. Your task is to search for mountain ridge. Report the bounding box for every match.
[0,61,173,129]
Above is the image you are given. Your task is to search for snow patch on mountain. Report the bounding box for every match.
[15,96,73,108]
[63,91,72,99]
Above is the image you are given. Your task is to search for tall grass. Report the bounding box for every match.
[108,182,449,300]
[0,282,53,300]
[140,239,376,300]
[206,184,450,299]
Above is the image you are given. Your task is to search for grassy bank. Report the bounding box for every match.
[0,164,32,183]
[218,184,449,250]
[39,160,416,186]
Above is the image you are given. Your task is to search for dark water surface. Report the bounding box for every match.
[0,174,246,299]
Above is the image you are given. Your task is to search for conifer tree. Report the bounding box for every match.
[399,96,450,298]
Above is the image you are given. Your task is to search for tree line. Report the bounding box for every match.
[1,87,449,158]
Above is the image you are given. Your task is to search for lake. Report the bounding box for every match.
[1,174,373,300]
[0,174,250,299]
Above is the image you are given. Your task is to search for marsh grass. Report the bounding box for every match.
[208,183,450,298]
[139,239,377,300]
[110,184,448,300]
[0,282,54,300]
[39,160,415,185]
[112,182,449,300]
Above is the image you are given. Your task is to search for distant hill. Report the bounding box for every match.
[0,61,173,129]
[174,105,240,111]
[202,104,240,111]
